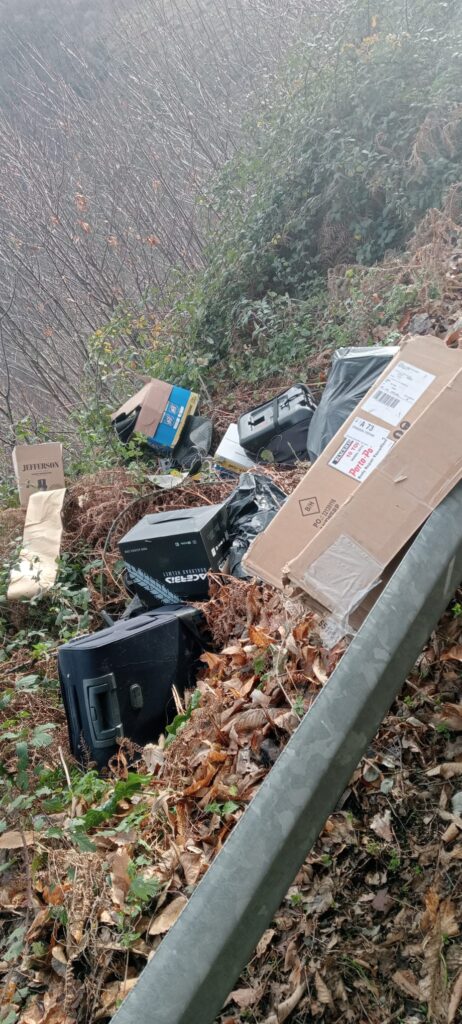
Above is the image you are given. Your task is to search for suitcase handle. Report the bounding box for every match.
[272,384,309,430]
[247,384,309,431]
[272,396,280,430]
[83,673,123,747]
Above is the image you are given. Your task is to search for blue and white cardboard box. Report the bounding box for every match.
[111,378,198,451]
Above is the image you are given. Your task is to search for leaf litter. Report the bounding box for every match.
[0,467,461,1024]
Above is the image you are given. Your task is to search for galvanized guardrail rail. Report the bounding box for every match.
[112,481,462,1024]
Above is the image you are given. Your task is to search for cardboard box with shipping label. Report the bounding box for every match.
[242,335,462,589]
[287,361,462,620]
[12,442,65,508]
[111,379,198,451]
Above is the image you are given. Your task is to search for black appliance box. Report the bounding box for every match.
[237,384,316,461]
[58,606,202,767]
[119,503,229,606]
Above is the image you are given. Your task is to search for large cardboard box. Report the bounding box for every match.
[287,359,462,620]
[243,336,462,591]
[111,379,198,451]
[12,442,65,508]
[119,504,230,606]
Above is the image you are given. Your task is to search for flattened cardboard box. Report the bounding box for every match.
[242,335,462,589]
[12,442,65,508]
[287,363,462,620]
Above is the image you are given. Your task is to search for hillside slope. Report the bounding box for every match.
[1,3,462,1022]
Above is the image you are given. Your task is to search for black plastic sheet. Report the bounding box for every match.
[225,472,287,578]
[173,415,213,474]
[307,346,398,463]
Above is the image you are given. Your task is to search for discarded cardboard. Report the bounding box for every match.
[8,489,66,601]
[243,335,462,590]
[12,442,65,508]
[214,424,257,474]
[111,379,199,451]
[288,358,462,622]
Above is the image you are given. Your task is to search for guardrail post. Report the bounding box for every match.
[112,481,462,1024]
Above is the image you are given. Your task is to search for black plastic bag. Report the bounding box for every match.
[307,345,399,463]
[114,407,140,445]
[224,472,287,578]
[173,415,213,474]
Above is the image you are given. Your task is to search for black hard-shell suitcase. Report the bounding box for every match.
[237,384,316,463]
[58,606,202,767]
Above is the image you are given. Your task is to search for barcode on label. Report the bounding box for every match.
[363,360,435,426]
[374,390,400,409]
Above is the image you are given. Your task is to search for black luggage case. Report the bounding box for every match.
[237,384,316,463]
[58,606,202,767]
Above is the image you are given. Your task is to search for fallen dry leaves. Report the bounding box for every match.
[229,986,264,1009]
[440,644,462,662]
[148,895,188,935]
[370,808,394,842]
[448,969,462,1024]
[0,520,461,1024]
[0,829,34,849]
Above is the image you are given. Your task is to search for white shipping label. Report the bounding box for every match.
[346,417,390,445]
[362,361,435,426]
[329,418,394,482]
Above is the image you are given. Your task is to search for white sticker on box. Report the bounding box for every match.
[329,418,394,481]
[362,360,435,426]
[346,417,390,445]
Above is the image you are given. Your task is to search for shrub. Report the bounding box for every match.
[193,0,462,355]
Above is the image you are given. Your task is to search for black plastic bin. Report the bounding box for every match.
[58,606,202,767]
[238,384,316,463]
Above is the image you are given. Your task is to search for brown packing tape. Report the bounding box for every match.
[7,488,66,601]
[111,379,173,438]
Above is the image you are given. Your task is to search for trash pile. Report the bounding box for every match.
[244,335,462,640]
[7,336,462,768]
[2,335,462,1024]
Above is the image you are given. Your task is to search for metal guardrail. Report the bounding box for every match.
[112,481,462,1024]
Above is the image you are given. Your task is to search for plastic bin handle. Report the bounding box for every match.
[272,397,280,429]
[83,673,123,746]
[271,384,307,430]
